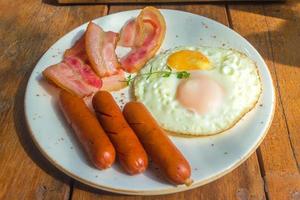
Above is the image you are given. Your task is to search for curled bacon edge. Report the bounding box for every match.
[42,7,165,97]
[119,6,166,73]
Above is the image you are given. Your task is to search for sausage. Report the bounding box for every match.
[123,102,192,185]
[92,91,148,174]
[59,90,115,169]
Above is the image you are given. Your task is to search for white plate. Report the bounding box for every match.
[24,9,275,195]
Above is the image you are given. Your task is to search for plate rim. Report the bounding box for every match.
[24,8,276,195]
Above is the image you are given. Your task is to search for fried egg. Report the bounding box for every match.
[134,46,262,135]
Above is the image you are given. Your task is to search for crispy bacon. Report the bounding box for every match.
[119,7,166,73]
[43,8,167,96]
[85,22,120,77]
[101,69,127,91]
[118,17,144,47]
[43,56,102,97]
[64,34,88,62]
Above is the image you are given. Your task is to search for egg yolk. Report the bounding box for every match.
[176,74,224,114]
[167,50,212,71]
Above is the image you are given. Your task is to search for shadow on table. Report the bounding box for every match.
[42,0,60,6]
[13,71,71,186]
[12,65,136,197]
[227,1,300,68]
[74,181,122,196]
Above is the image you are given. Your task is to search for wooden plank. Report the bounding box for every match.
[58,0,285,4]
[0,1,108,199]
[264,174,300,200]
[263,2,300,199]
[228,3,300,199]
[109,4,229,26]
[262,1,300,170]
[71,4,266,200]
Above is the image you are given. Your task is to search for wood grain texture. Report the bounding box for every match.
[262,1,300,170]
[0,1,108,199]
[228,2,300,199]
[71,4,266,200]
[109,4,229,26]
[3,1,296,199]
[264,174,300,200]
[58,0,284,4]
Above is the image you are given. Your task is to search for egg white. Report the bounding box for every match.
[134,46,262,135]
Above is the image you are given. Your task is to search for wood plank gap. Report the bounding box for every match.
[224,4,233,28]
[107,4,111,15]
[69,179,74,200]
[256,148,270,200]
[256,148,266,177]
[261,4,300,173]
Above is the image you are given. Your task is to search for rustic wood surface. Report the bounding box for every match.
[58,0,285,4]
[228,3,300,199]
[0,0,299,199]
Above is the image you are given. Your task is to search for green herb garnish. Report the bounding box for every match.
[125,74,133,86]
[176,71,190,79]
[123,69,190,86]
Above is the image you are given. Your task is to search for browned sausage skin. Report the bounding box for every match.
[123,102,192,185]
[59,90,116,169]
[92,91,148,174]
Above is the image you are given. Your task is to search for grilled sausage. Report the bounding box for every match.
[92,91,148,174]
[59,90,115,169]
[123,102,192,185]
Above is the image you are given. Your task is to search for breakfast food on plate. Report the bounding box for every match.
[93,91,148,175]
[123,102,192,185]
[119,6,166,73]
[42,6,165,97]
[118,18,142,47]
[43,22,126,97]
[64,34,88,62]
[43,22,127,96]
[134,46,262,135]
[167,50,212,71]
[101,70,127,91]
[85,22,121,77]
[43,56,102,97]
[59,90,116,169]
[41,4,264,187]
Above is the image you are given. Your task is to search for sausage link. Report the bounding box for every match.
[92,91,148,174]
[59,91,115,169]
[123,102,192,185]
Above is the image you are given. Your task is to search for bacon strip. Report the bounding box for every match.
[119,7,166,73]
[101,69,127,91]
[43,56,102,97]
[118,17,144,47]
[64,34,88,62]
[85,22,120,77]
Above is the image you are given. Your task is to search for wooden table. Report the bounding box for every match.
[1,0,300,199]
